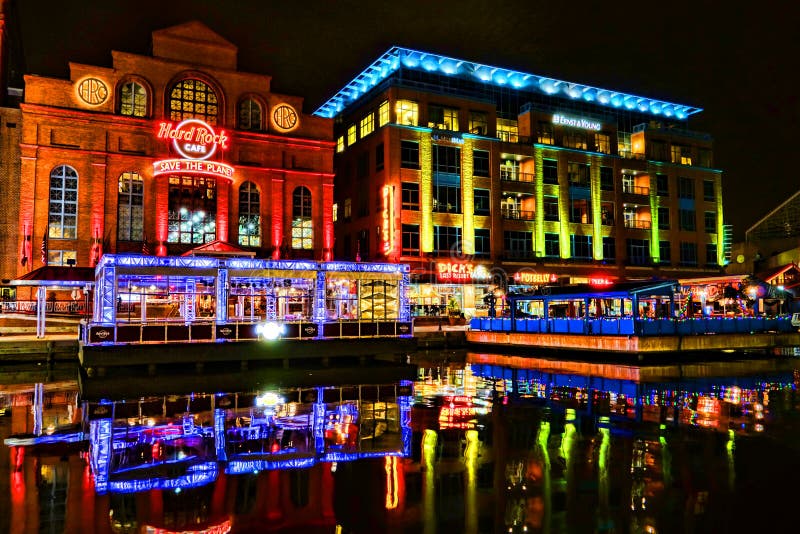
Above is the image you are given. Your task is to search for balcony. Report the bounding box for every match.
[502,208,535,221]
[624,219,651,230]
[622,184,650,196]
[500,169,535,183]
[619,150,646,160]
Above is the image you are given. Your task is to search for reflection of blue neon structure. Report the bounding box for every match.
[399,380,412,456]
[108,462,218,494]
[214,408,227,462]
[314,46,702,120]
[90,418,112,494]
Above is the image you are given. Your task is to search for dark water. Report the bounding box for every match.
[1,350,799,533]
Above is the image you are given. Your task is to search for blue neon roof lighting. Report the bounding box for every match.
[313,46,702,120]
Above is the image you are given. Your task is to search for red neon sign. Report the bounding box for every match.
[513,272,557,285]
[152,159,234,180]
[437,262,489,282]
[589,277,614,287]
[157,119,229,160]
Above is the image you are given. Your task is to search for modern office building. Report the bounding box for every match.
[317,47,726,317]
[11,21,334,279]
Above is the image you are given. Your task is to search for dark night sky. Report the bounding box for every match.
[15,0,799,240]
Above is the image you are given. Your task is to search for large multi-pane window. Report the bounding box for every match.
[292,186,313,250]
[336,136,345,153]
[570,235,592,259]
[433,145,461,213]
[474,228,491,258]
[469,111,488,135]
[433,145,460,174]
[167,176,217,244]
[434,183,461,213]
[400,141,420,169]
[706,243,718,265]
[347,125,357,146]
[563,132,587,150]
[119,82,147,117]
[600,167,614,191]
[49,165,78,239]
[626,239,650,265]
[537,122,554,144]
[168,79,218,124]
[544,196,559,221]
[496,118,518,142]
[433,225,461,256]
[568,163,589,186]
[238,99,262,130]
[671,145,692,165]
[504,231,532,259]
[656,174,669,196]
[542,159,558,184]
[703,179,715,201]
[238,181,260,247]
[601,201,614,225]
[401,182,419,210]
[378,101,390,126]
[544,233,560,257]
[678,177,695,199]
[48,250,77,267]
[474,189,490,215]
[360,112,374,137]
[473,150,490,177]
[602,237,616,260]
[402,224,419,255]
[395,100,418,126]
[594,133,611,154]
[658,207,670,229]
[117,171,143,241]
[704,211,717,233]
[428,105,459,131]
[569,196,591,224]
[679,242,697,265]
[679,209,696,231]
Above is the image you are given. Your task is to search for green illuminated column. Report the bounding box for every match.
[558,155,570,259]
[649,172,660,262]
[538,420,552,533]
[462,138,475,255]
[716,175,724,264]
[420,133,434,253]
[591,157,603,260]
[535,149,546,257]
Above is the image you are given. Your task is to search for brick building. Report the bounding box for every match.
[13,21,333,277]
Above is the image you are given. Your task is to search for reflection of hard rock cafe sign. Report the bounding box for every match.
[154,119,233,180]
[157,119,229,160]
[514,272,557,285]
[437,262,489,282]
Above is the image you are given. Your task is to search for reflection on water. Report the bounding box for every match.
[1,352,800,532]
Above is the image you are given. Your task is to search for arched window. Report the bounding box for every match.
[238,99,262,130]
[291,186,313,250]
[48,165,78,239]
[119,82,147,117]
[167,176,217,244]
[238,181,260,247]
[168,79,219,125]
[117,172,143,241]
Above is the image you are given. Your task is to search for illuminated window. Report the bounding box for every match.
[336,136,345,153]
[401,182,419,210]
[428,104,459,131]
[402,224,420,255]
[537,122,554,144]
[433,225,461,256]
[570,235,592,259]
[238,181,260,247]
[469,111,488,135]
[505,231,533,259]
[169,79,218,125]
[360,113,374,137]
[332,203,338,222]
[569,196,591,224]
[347,124,357,145]
[167,176,217,244]
[343,198,352,221]
[117,171,143,241]
[47,250,77,267]
[395,100,418,126]
[671,144,692,165]
[238,99,262,130]
[433,145,461,213]
[594,133,610,154]
[48,165,78,239]
[603,237,616,260]
[292,186,313,250]
[600,201,614,225]
[496,118,518,142]
[119,82,146,117]
[378,100,389,126]
[679,241,697,265]
[563,131,587,150]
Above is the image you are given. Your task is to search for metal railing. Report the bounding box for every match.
[624,219,652,230]
[500,169,535,183]
[623,184,650,195]
[502,209,535,221]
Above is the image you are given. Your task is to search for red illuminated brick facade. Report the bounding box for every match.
[14,22,334,276]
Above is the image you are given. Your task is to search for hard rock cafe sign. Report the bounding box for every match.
[154,119,233,180]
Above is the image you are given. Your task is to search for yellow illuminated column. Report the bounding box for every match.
[461,138,475,255]
[558,156,570,259]
[534,149,546,257]
[464,429,479,533]
[420,133,434,253]
[591,156,603,260]
[716,175,725,264]
[422,429,438,534]
[537,420,552,533]
[649,172,660,262]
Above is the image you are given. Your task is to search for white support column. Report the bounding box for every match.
[36,286,46,338]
